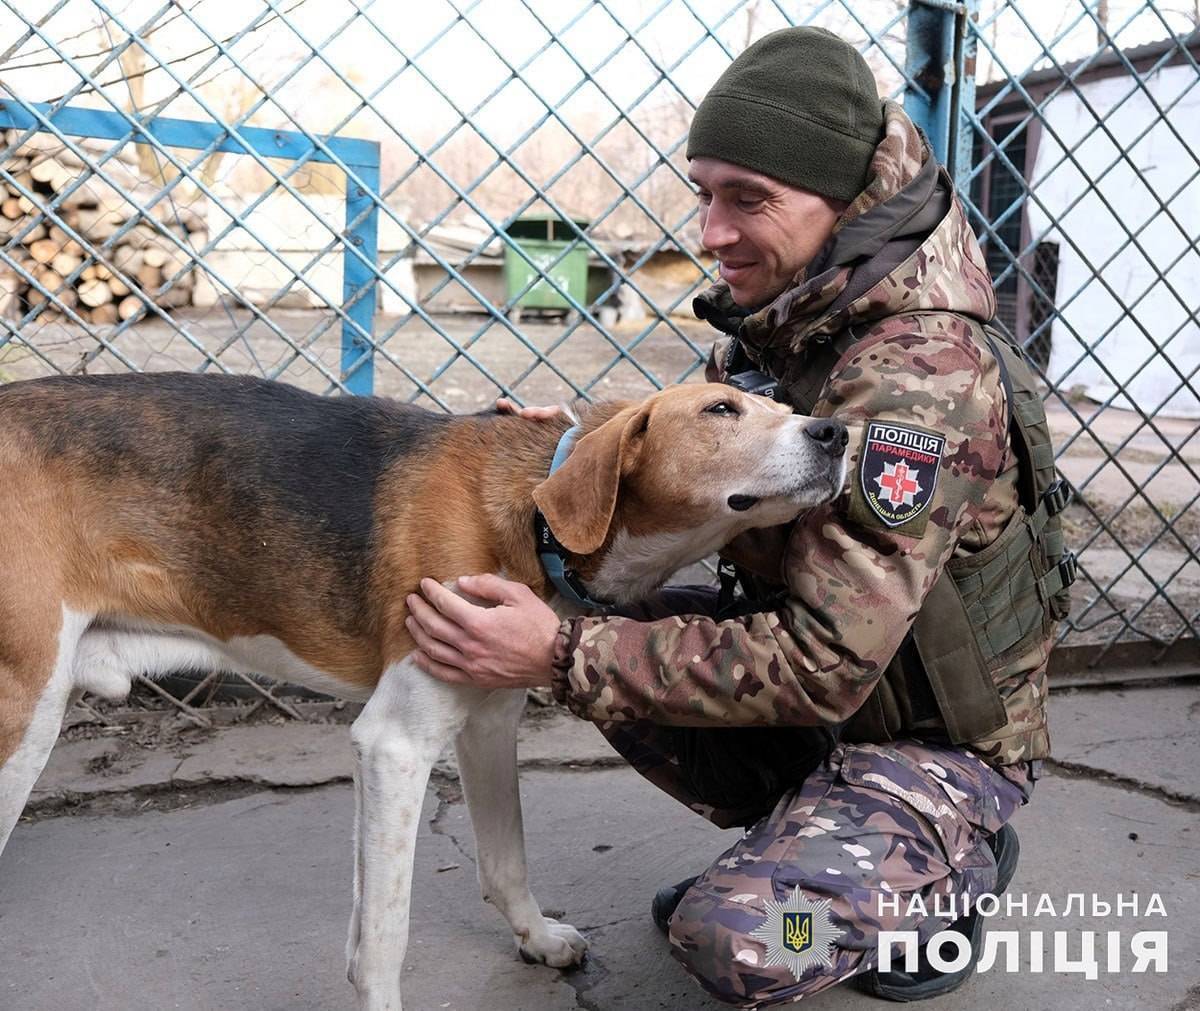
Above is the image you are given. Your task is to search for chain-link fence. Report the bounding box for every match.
[1,0,1196,719]
[958,4,1199,670]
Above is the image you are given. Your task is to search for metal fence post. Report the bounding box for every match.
[341,157,381,395]
[904,0,979,190]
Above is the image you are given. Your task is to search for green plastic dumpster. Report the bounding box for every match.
[502,215,590,314]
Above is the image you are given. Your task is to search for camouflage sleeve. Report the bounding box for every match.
[549,327,1007,727]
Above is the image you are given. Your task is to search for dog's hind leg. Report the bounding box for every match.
[0,605,91,854]
[346,657,478,1011]
[454,689,587,967]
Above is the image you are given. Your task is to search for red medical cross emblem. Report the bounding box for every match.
[877,461,921,505]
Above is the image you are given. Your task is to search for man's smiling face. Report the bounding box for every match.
[689,157,846,310]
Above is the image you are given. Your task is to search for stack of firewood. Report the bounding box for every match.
[0,132,208,324]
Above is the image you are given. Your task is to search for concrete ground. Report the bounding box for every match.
[2,681,1198,1011]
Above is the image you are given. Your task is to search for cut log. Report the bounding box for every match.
[112,245,143,273]
[73,206,124,240]
[190,272,220,309]
[107,275,130,297]
[29,238,59,264]
[86,302,119,326]
[61,175,121,211]
[118,294,144,320]
[78,277,112,307]
[0,267,21,319]
[33,265,62,289]
[51,164,76,193]
[18,222,48,243]
[51,251,83,277]
[136,263,163,291]
[141,245,168,269]
[5,247,31,271]
[29,159,57,185]
[157,285,191,309]
[34,270,77,310]
[162,253,192,280]
[29,267,76,310]
[46,226,83,256]
[117,223,157,250]
[1,198,20,220]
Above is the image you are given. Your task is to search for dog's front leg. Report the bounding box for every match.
[454,689,588,968]
[346,659,476,1011]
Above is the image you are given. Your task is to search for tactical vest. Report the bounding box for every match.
[734,311,1076,748]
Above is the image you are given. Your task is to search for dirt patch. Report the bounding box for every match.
[1064,497,1200,547]
[58,684,359,773]
[19,781,336,823]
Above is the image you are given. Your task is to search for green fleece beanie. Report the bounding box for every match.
[686,27,884,203]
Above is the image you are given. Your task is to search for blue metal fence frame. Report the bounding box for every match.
[903,0,979,190]
[0,98,381,394]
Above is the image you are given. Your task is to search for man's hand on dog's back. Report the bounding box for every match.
[407,575,560,690]
[495,397,561,421]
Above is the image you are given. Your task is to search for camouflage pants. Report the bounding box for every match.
[601,588,1033,1008]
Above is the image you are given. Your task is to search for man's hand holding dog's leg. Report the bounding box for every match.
[407,575,559,689]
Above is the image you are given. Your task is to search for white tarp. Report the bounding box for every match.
[1028,61,1200,419]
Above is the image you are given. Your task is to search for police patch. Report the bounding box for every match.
[857,421,945,530]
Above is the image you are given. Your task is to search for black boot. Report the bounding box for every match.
[651,875,699,934]
[852,823,1020,1002]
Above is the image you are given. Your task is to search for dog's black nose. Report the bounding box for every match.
[804,419,848,456]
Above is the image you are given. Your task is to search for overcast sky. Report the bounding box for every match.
[2,0,1194,148]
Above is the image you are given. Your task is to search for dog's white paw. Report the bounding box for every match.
[517,917,589,968]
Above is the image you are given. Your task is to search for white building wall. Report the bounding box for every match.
[1028,61,1200,418]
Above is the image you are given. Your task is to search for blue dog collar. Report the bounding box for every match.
[534,425,611,611]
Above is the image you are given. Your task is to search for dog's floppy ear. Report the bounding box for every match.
[532,405,650,555]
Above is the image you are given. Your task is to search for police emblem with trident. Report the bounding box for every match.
[750,887,841,977]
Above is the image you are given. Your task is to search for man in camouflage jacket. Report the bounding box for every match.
[410,26,1052,1008]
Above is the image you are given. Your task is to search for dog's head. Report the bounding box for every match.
[532,383,847,603]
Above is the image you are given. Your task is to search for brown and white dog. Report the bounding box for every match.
[0,371,847,1010]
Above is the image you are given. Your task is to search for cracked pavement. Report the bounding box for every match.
[2,683,1198,1010]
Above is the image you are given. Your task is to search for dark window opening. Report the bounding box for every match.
[1026,241,1059,371]
[968,110,1056,368]
[970,115,1028,337]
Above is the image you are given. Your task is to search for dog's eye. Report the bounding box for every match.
[704,401,738,416]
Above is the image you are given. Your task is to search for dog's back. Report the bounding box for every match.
[1,372,458,624]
